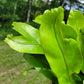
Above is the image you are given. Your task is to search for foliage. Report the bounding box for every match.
[1,0,83,40]
[0,21,19,40]
[4,7,84,84]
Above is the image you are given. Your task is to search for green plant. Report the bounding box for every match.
[5,7,84,84]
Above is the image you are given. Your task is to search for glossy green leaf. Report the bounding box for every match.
[23,53,50,68]
[80,34,84,72]
[61,23,77,40]
[5,7,84,84]
[12,22,40,44]
[23,53,58,83]
[67,10,84,73]
[39,7,82,84]
[5,34,44,54]
[67,10,84,34]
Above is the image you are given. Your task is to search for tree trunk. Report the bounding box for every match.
[61,0,65,7]
[12,1,17,21]
[47,0,49,5]
[27,0,32,24]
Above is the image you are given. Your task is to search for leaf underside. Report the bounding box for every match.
[23,53,58,83]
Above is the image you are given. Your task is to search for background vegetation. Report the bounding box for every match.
[0,0,84,84]
[1,0,84,40]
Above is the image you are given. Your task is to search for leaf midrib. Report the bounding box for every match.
[53,21,73,84]
[13,24,40,44]
[9,38,41,46]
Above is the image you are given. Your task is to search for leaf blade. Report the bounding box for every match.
[67,9,84,73]
[23,53,58,83]
[12,22,40,44]
[5,35,44,54]
[40,7,82,84]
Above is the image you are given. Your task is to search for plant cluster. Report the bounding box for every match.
[5,7,84,84]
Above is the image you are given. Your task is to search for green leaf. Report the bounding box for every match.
[5,7,84,84]
[23,53,58,83]
[61,23,77,40]
[23,53,50,68]
[36,68,58,84]
[80,34,84,72]
[12,22,40,44]
[4,34,44,54]
[67,10,84,34]
[39,7,82,84]
[67,10,84,73]
[33,15,42,24]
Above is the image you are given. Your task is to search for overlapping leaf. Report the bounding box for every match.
[4,23,44,54]
[67,10,84,34]
[12,22,40,44]
[5,7,84,84]
[38,7,83,84]
[67,10,84,73]
[23,53,58,83]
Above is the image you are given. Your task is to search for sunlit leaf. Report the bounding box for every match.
[5,7,84,84]
[39,7,82,84]
[67,9,84,73]
[12,22,40,44]
[5,34,44,54]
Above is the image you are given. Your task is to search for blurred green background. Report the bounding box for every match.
[0,0,84,84]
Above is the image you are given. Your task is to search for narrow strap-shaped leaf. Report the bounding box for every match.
[4,34,44,54]
[40,7,71,84]
[40,7,82,84]
[23,53,58,83]
[23,53,50,68]
[12,22,40,44]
